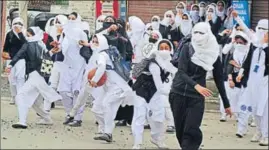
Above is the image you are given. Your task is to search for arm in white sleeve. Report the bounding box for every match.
[91,53,106,83]
[149,63,169,95]
[222,42,234,54]
[235,16,256,42]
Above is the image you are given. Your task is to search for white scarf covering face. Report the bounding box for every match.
[199,1,207,17]
[254,19,269,47]
[161,10,176,30]
[191,22,219,71]
[175,2,187,26]
[27,26,44,43]
[233,31,250,67]
[95,15,107,31]
[206,5,217,23]
[190,4,200,24]
[128,16,145,48]
[216,1,226,18]
[151,15,161,30]
[153,39,177,74]
[91,34,109,54]
[11,17,26,39]
[54,15,68,27]
[45,17,58,41]
[180,13,193,36]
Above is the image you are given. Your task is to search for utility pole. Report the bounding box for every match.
[19,0,29,28]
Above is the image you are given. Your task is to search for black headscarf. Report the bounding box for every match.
[116,18,128,38]
[95,16,117,34]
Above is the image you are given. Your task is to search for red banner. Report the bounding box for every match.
[96,0,119,18]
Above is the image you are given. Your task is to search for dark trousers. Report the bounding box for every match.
[169,92,205,150]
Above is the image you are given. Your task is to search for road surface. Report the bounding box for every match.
[1,100,267,149]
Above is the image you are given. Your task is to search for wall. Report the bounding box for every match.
[251,0,269,29]
[127,0,185,23]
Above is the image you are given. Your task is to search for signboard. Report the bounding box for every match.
[119,0,126,21]
[96,0,119,18]
[232,0,250,27]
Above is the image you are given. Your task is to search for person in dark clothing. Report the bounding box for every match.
[3,17,27,105]
[6,26,62,129]
[169,22,232,150]
[206,5,223,37]
[198,1,207,22]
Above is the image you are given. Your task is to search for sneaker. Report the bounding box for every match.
[220,114,227,122]
[12,122,27,129]
[132,144,142,149]
[93,133,113,143]
[150,139,169,149]
[144,124,151,129]
[251,132,262,142]
[36,118,53,125]
[259,137,268,146]
[68,120,82,127]
[166,126,175,133]
[116,120,127,127]
[63,115,74,125]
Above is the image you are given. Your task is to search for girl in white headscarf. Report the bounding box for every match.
[45,17,57,41]
[206,5,222,36]
[95,15,107,31]
[57,12,88,127]
[223,6,234,30]
[169,22,232,149]
[179,13,193,37]
[6,26,62,129]
[190,4,201,24]
[175,2,187,26]
[131,39,177,149]
[199,1,207,21]
[216,1,227,21]
[151,15,161,31]
[3,17,27,105]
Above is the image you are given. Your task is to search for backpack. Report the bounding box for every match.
[102,46,131,82]
[80,46,92,64]
[171,34,192,67]
[132,54,156,79]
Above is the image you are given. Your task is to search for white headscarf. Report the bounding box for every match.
[254,19,269,47]
[11,17,25,39]
[27,26,44,42]
[191,22,219,71]
[128,16,145,48]
[175,2,187,26]
[63,13,83,41]
[206,5,217,23]
[180,13,193,37]
[223,6,234,29]
[45,17,57,41]
[161,10,176,30]
[81,21,90,31]
[151,15,161,30]
[90,34,109,54]
[216,1,226,18]
[54,15,68,27]
[199,1,207,17]
[141,30,163,58]
[95,15,107,31]
[233,31,250,66]
[190,4,200,24]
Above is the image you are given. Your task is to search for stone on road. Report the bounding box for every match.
[0,101,267,149]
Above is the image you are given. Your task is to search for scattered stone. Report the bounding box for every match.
[2,137,7,140]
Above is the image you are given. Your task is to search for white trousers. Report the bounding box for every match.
[132,94,165,145]
[254,100,268,138]
[49,61,63,89]
[8,59,25,102]
[15,71,62,125]
[163,95,174,127]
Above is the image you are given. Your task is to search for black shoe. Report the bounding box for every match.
[68,120,82,127]
[63,115,74,125]
[116,120,127,126]
[51,102,55,109]
[236,133,243,138]
[12,123,27,129]
[144,124,151,129]
[93,133,113,143]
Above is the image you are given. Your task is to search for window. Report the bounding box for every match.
[55,0,69,5]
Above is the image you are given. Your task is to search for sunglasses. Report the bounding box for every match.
[194,31,205,35]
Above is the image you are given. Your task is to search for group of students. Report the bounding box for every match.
[2,0,268,149]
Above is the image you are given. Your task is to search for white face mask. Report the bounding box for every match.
[192,32,208,46]
[96,22,103,30]
[199,8,206,16]
[151,22,159,30]
[256,29,268,43]
[176,8,184,13]
[234,43,248,53]
[157,50,171,60]
[164,17,171,25]
[190,11,200,23]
